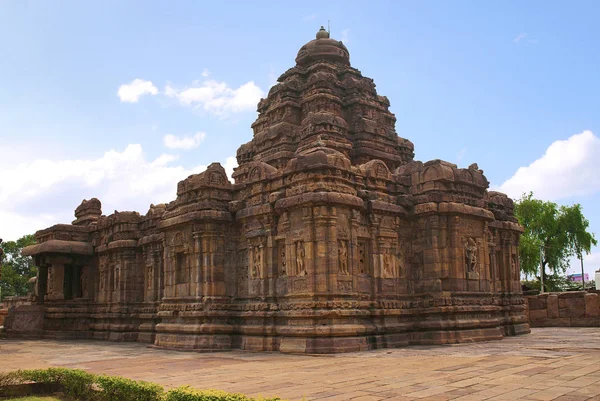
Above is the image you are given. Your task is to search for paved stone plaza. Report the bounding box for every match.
[2,328,600,400]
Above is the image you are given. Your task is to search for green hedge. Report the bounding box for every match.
[0,368,284,401]
[19,368,95,400]
[166,386,282,401]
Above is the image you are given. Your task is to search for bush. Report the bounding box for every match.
[96,375,163,401]
[19,368,95,400]
[0,371,22,387]
[166,386,283,401]
[2,369,286,401]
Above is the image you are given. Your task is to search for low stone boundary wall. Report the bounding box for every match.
[526,291,600,327]
[2,296,31,309]
[0,308,7,326]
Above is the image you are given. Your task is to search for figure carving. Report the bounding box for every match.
[147,265,153,289]
[251,246,262,279]
[465,238,478,273]
[383,250,395,278]
[511,254,518,277]
[280,247,286,275]
[358,242,368,274]
[296,241,306,276]
[209,172,224,186]
[99,270,105,290]
[48,269,53,292]
[337,280,352,292]
[338,240,349,275]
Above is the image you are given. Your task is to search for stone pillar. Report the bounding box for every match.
[200,229,226,299]
[193,232,203,298]
[302,206,314,293]
[428,215,441,281]
[313,205,332,294]
[72,265,82,299]
[144,246,161,302]
[161,239,169,298]
[350,209,360,278]
[147,249,155,302]
[154,246,164,301]
[488,234,497,294]
[46,257,67,301]
[36,265,48,304]
[510,233,521,293]
[421,215,442,293]
[376,235,390,295]
[499,231,511,293]
[447,215,463,291]
[79,264,92,299]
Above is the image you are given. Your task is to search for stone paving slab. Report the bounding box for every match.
[2,328,600,400]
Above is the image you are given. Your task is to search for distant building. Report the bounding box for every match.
[568,273,589,282]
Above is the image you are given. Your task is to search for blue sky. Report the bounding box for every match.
[1,0,599,277]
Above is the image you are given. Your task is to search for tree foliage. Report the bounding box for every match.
[0,234,36,300]
[514,193,597,288]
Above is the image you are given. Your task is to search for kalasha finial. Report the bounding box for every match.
[316,26,330,39]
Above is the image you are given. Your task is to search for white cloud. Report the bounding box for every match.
[513,33,527,43]
[513,33,538,45]
[165,79,264,116]
[586,252,600,274]
[497,130,600,201]
[0,210,71,244]
[267,66,278,88]
[117,79,158,103]
[201,68,210,78]
[340,29,350,43]
[163,132,206,150]
[0,145,234,241]
[456,147,467,165]
[223,156,238,180]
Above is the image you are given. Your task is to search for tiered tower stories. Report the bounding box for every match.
[19,28,529,353]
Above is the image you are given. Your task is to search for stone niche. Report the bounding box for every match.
[16,27,530,353]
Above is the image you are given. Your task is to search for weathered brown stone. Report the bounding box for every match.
[0,308,7,326]
[526,292,600,327]
[561,296,586,318]
[547,294,559,318]
[584,293,600,317]
[11,28,530,353]
[528,296,547,311]
[529,309,548,321]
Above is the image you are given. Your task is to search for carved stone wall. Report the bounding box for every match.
[18,27,529,353]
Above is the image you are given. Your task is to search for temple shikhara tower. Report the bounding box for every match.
[11,28,529,353]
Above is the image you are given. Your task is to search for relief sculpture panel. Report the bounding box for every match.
[19,27,529,354]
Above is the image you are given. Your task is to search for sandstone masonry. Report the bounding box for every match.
[13,28,530,353]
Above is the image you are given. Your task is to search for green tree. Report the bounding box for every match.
[514,193,597,291]
[0,234,37,300]
[562,203,597,288]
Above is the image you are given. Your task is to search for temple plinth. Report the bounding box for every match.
[14,28,529,353]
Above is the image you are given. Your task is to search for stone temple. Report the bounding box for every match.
[13,27,529,353]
